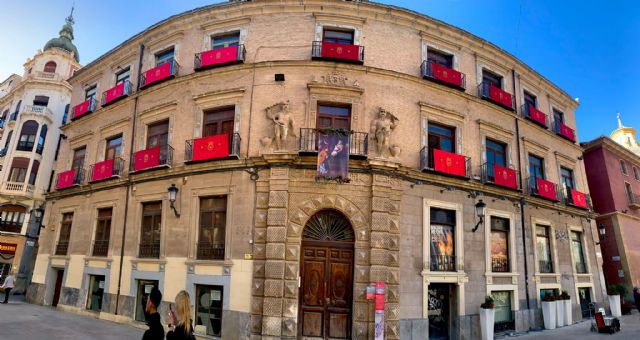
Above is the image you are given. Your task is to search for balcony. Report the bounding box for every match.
[480,163,520,191]
[4,181,34,195]
[478,83,515,111]
[538,259,553,274]
[56,168,84,190]
[71,97,97,120]
[139,241,160,259]
[101,81,132,107]
[420,60,466,90]
[55,241,69,256]
[521,104,548,128]
[140,60,179,89]
[420,147,471,178]
[0,220,22,234]
[298,128,368,159]
[23,105,54,118]
[553,121,576,143]
[527,177,561,202]
[131,145,173,172]
[311,41,364,64]
[565,188,591,210]
[185,133,240,163]
[195,45,246,71]
[91,240,109,257]
[491,256,510,272]
[196,241,225,260]
[88,157,125,183]
[430,255,456,272]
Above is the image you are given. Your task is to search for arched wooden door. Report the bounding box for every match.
[299,210,355,339]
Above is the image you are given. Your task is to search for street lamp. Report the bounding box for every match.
[33,207,44,222]
[596,224,606,245]
[168,184,180,217]
[472,199,486,232]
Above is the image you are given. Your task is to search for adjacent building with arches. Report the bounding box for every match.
[28,1,604,339]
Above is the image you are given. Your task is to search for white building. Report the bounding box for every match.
[0,12,81,292]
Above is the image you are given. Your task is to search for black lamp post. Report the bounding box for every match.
[472,199,486,232]
[596,224,606,245]
[168,184,180,217]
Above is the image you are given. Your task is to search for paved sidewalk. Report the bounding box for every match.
[0,295,143,340]
[505,312,640,339]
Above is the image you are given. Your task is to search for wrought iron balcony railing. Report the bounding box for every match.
[526,176,562,202]
[55,241,70,256]
[139,241,160,259]
[553,120,576,143]
[491,256,510,272]
[196,241,225,260]
[538,259,553,273]
[420,146,471,178]
[92,240,110,257]
[194,44,246,70]
[521,104,549,128]
[101,80,132,107]
[298,128,368,159]
[140,60,179,89]
[71,97,97,120]
[420,60,466,90]
[56,168,85,190]
[184,133,240,163]
[480,163,520,190]
[311,41,364,64]
[478,82,515,111]
[131,145,174,172]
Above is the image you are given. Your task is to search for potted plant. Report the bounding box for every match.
[541,293,557,329]
[607,285,625,317]
[479,296,495,340]
[560,290,572,325]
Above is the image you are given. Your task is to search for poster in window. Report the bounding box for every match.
[317,132,349,180]
[491,231,508,260]
[430,225,454,256]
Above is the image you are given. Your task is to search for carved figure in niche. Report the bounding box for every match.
[265,101,296,150]
[370,107,399,158]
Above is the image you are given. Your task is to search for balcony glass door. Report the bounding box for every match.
[317,105,350,129]
[486,139,506,181]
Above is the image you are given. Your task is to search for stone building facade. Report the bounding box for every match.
[0,13,81,293]
[28,1,604,339]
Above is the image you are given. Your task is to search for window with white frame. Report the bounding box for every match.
[535,225,553,273]
[429,208,456,272]
[490,216,510,272]
[570,231,587,274]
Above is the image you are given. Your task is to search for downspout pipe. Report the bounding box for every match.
[512,68,531,311]
[115,43,144,315]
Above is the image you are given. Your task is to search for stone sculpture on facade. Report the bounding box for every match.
[370,107,400,158]
[265,101,296,150]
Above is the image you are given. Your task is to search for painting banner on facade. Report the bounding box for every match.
[91,159,114,182]
[134,146,160,171]
[317,132,349,180]
[193,134,229,161]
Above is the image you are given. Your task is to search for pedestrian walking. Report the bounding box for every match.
[633,287,640,313]
[1,270,15,304]
[141,286,164,340]
[166,290,196,340]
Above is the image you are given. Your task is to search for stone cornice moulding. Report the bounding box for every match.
[585,137,640,165]
[200,16,251,32]
[192,87,246,107]
[522,136,549,154]
[554,150,577,167]
[144,30,185,53]
[476,54,512,77]
[100,117,132,137]
[307,82,364,96]
[419,101,464,123]
[68,130,95,146]
[108,49,138,72]
[313,12,366,27]
[419,30,462,52]
[477,119,515,141]
[138,101,178,120]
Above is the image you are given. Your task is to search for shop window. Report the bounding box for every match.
[135,280,159,322]
[490,217,510,272]
[86,275,105,312]
[195,285,224,337]
[491,291,514,333]
[430,208,456,272]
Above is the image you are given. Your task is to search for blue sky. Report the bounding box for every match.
[1,0,638,142]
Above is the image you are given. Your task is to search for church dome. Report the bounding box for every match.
[43,11,79,62]
[611,113,640,156]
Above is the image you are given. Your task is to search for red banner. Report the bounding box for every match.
[72,99,93,119]
[192,134,230,161]
[431,63,463,88]
[536,178,557,201]
[374,282,385,311]
[0,242,17,255]
[489,85,513,109]
[200,45,238,68]
[91,159,114,182]
[571,189,588,209]
[493,164,517,189]
[321,41,361,62]
[559,123,575,142]
[433,149,466,177]
[57,169,76,189]
[144,62,172,86]
[103,82,125,105]
[134,147,160,171]
[527,106,548,127]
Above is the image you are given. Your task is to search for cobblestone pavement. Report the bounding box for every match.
[0,295,143,340]
[505,311,640,339]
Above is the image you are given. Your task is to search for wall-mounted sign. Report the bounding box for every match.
[374,282,385,340]
[0,242,17,255]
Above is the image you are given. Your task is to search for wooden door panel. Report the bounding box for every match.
[328,313,349,338]
[303,311,324,337]
[302,260,325,307]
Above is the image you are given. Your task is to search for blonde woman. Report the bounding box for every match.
[167,290,195,340]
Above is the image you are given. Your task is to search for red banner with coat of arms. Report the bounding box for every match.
[433,149,467,177]
[144,62,172,86]
[57,169,76,189]
[527,106,548,127]
[536,178,557,201]
[91,159,114,182]
[103,82,125,105]
[570,189,588,209]
[431,63,463,88]
[489,85,513,109]
[134,147,160,171]
[192,134,229,161]
[200,45,238,68]
[72,99,93,119]
[321,41,361,62]
[493,164,517,189]
[559,122,575,142]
